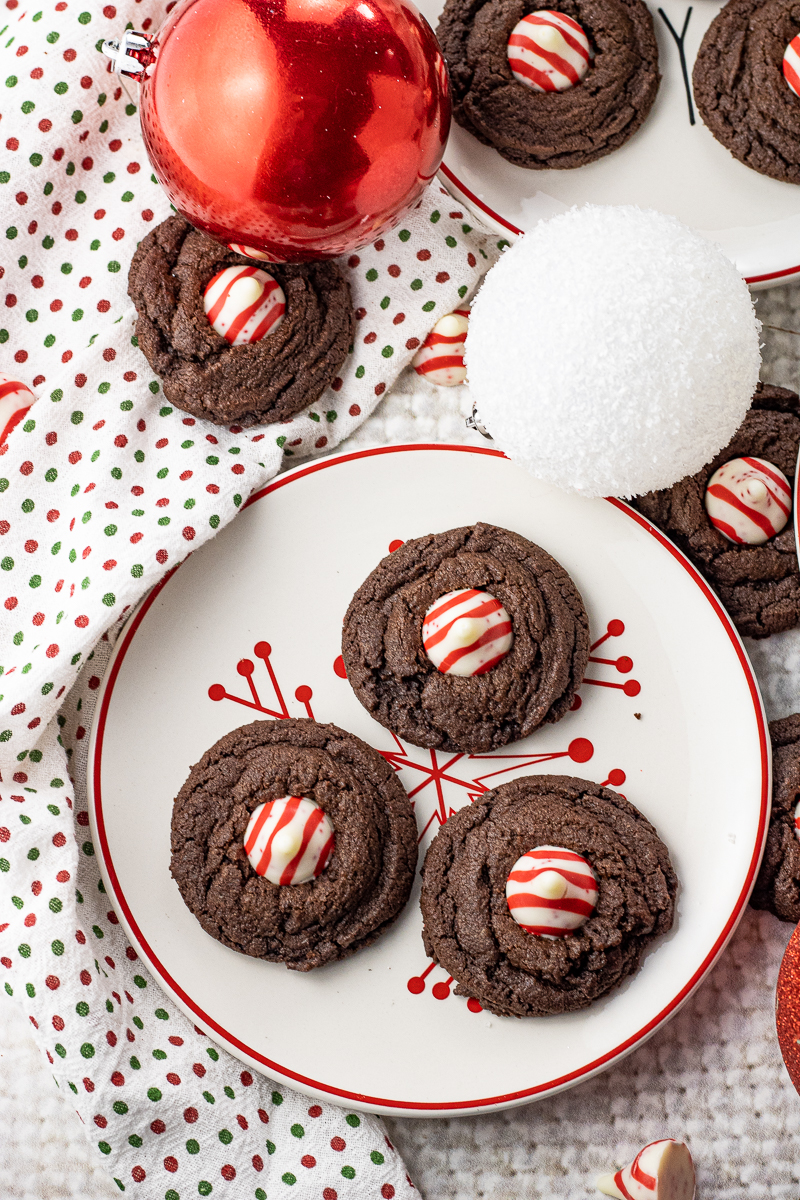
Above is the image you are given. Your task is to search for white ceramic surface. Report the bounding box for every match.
[424,0,800,286]
[88,445,770,1115]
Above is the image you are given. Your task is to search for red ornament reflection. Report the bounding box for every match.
[138,0,451,261]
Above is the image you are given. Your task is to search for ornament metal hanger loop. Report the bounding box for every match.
[102,30,155,81]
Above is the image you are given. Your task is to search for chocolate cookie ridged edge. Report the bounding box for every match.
[436,0,660,170]
[633,383,800,639]
[341,523,591,754]
[419,774,678,1017]
[169,718,418,970]
[128,213,354,427]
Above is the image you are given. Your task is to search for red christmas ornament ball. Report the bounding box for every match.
[777,920,800,1094]
[139,0,451,261]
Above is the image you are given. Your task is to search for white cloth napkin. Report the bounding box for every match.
[0,0,503,1193]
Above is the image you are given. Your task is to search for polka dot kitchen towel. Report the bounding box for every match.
[0,0,504,1194]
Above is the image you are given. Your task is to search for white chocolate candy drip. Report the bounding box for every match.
[0,373,35,446]
[507,11,591,92]
[506,845,597,938]
[422,587,513,676]
[204,265,286,347]
[244,796,335,885]
[784,34,800,97]
[704,456,791,545]
[597,1139,695,1200]
[412,309,469,386]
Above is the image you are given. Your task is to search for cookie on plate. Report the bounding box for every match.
[751,714,800,922]
[436,0,660,169]
[170,718,418,970]
[633,383,800,639]
[128,214,353,426]
[341,522,590,753]
[693,0,800,184]
[420,774,677,1017]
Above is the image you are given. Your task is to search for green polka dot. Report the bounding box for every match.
[187,1139,200,1154]
[98,1141,111,1155]
[5,76,18,88]
[113,1101,128,1115]
[147,1088,162,1102]
[129,1134,143,1148]
[346,1114,361,1127]
[218,1129,233,1145]
[410,278,422,290]
[198,1184,213,1197]
[291,1124,304,1138]
[398,229,411,241]
[76,1001,89,1016]
[422,300,435,312]
[341,1167,356,1180]
[381,345,394,358]
[281,1175,296,1186]
[271,1091,283,1105]
[370,1151,384,1164]
[80,1042,95,1059]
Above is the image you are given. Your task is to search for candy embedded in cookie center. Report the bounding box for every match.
[507,11,591,93]
[412,309,469,386]
[784,34,800,97]
[704,456,791,545]
[244,796,335,885]
[422,587,513,676]
[506,845,598,938]
[203,265,286,347]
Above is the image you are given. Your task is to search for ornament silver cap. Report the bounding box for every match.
[102,30,155,81]
[465,403,492,440]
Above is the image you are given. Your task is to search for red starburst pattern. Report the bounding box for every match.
[208,618,637,1009]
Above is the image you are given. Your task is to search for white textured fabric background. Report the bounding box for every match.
[3,287,800,1198]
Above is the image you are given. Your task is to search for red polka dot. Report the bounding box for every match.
[156,549,168,564]
[393,312,405,324]
[63,48,77,62]
[315,436,328,449]
[301,1156,316,1168]
[32,612,44,626]
[142,209,154,222]
[240,1071,253,1086]
[375,383,386,396]
[127,162,140,174]
[331,1137,346,1151]
[568,737,593,764]
[355,307,366,320]
[79,277,91,289]
[382,1188,395,1199]
[184,1107,198,1123]
[388,264,401,277]
[164,1157,178,1172]
[53,1015,65,1031]
[406,337,420,350]
[221,1166,236,1182]
[131,1167,145,1184]
[4,597,17,611]
[417,249,431,261]
[46,644,60,658]
[166,1073,180,1085]
[38,118,52,132]
[257,1109,270,1124]
[57,870,70,882]
[308,1105,322,1117]
[236,1114,248,1130]
[14,350,28,364]
[111,1071,125,1087]
[252,1155,264,1172]
[75,615,89,629]
[103,5,117,15]
[103,347,116,362]
[323,1190,338,1200]
[112,228,124,241]
[83,1078,95,1093]
[182,526,195,541]
[45,975,60,990]
[192,1062,206,1078]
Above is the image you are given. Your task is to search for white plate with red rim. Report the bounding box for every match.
[421,0,800,287]
[88,444,770,1115]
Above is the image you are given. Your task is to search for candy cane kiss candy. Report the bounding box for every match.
[784,33,800,97]
[596,1139,695,1200]
[244,796,335,885]
[412,309,469,386]
[704,456,791,545]
[507,11,591,92]
[422,588,513,675]
[0,373,36,446]
[204,265,286,347]
[506,845,598,937]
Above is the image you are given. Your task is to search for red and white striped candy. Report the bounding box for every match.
[794,798,800,842]
[507,11,591,93]
[422,587,513,676]
[0,374,35,446]
[596,1139,695,1200]
[227,242,284,263]
[412,309,469,386]
[784,34,800,98]
[704,456,791,545]
[203,265,286,347]
[506,845,597,938]
[244,796,335,886]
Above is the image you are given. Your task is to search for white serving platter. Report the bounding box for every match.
[421,0,800,286]
[88,444,770,1115]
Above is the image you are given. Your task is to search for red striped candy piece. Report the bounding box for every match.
[506,845,597,938]
[507,11,591,93]
[784,34,800,97]
[422,587,513,676]
[412,309,469,386]
[704,456,791,545]
[795,799,800,842]
[204,265,286,347]
[596,1139,695,1200]
[0,374,36,446]
[244,796,335,886]
[227,242,284,263]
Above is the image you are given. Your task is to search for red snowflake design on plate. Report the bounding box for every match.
[207,613,638,1012]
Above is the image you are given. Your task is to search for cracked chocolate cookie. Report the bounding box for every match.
[693,0,800,183]
[436,0,660,169]
[633,384,800,639]
[170,718,418,970]
[341,523,590,753]
[128,214,353,426]
[420,774,677,1017]
[751,714,800,922]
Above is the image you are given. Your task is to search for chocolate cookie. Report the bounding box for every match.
[170,719,418,970]
[633,384,800,639]
[751,714,800,922]
[342,523,590,753]
[437,0,660,169]
[693,0,800,184]
[128,214,353,426]
[420,774,677,1017]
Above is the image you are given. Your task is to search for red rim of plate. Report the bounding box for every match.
[438,163,800,287]
[90,443,771,1113]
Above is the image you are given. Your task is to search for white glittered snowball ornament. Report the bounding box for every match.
[465,205,761,497]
